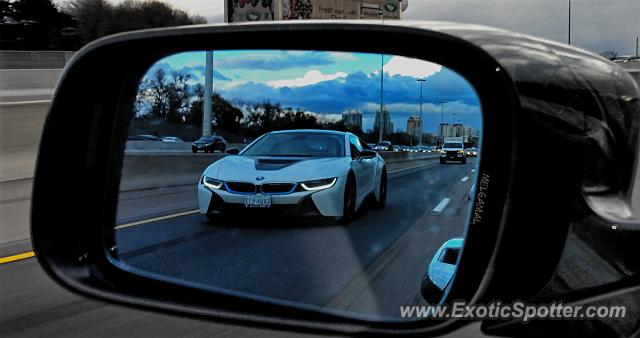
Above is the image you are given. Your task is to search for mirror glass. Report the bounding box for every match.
[115,50,482,321]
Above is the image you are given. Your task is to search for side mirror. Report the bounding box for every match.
[359,149,377,159]
[225,147,240,155]
[421,238,464,304]
[29,21,640,336]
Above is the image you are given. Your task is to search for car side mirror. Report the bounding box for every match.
[421,238,463,304]
[226,147,240,155]
[29,21,640,336]
[359,149,377,159]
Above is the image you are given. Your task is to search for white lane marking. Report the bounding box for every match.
[461,176,469,182]
[389,161,438,174]
[115,210,199,230]
[432,198,451,214]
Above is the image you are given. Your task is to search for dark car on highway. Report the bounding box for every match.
[192,135,227,153]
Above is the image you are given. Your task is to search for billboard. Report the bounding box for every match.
[226,0,404,23]
[361,0,402,19]
[226,0,275,22]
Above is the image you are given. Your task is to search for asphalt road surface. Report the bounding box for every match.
[113,157,476,320]
[1,155,486,337]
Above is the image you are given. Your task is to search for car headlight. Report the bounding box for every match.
[202,176,223,189]
[440,150,446,154]
[299,177,337,191]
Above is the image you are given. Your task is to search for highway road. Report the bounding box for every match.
[112,156,476,320]
[1,149,485,336]
[1,99,485,337]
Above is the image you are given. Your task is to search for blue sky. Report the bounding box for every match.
[143,50,482,134]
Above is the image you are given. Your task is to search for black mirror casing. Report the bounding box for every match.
[360,149,377,159]
[30,21,640,336]
[226,147,240,155]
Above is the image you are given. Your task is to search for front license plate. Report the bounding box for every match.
[244,194,272,208]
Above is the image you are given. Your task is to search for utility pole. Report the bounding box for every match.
[636,36,639,58]
[568,0,571,45]
[417,78,426,146]
[203,51,213,136]
[379,53,384,143]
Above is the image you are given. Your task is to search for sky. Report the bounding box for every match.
[143,50,482,133]
[92,0,640,55]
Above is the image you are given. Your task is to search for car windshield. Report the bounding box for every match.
[197,136,214,142]
[242,133,344,157]
[443,143,463,148]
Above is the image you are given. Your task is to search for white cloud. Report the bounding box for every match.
[383,56,442,79]
[267,70,348,88]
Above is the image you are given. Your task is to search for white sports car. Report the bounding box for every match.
[197,130,387,224]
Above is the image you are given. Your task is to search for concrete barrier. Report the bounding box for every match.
[125,141,246,153]
[0,69,62,102]
[0,51,75,69]
[0,101,50,181]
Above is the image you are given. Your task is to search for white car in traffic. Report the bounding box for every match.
[197,130,387,224]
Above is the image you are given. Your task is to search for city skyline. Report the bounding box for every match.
[143,50,482,133]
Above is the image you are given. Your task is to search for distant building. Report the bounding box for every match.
[342,109,363,129]
[374,107,394,136]
[439,123,474,143]
[407,115,423,144]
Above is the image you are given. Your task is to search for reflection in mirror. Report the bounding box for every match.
[115,50,482,321]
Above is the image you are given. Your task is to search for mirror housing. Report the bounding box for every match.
[359,149,377,159]
[30,21,640,336]
[225,147,240,155]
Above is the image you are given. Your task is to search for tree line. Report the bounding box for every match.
[1,0,205,50]
[134,68,363,142]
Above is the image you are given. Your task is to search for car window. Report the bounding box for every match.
[349,135,363,158]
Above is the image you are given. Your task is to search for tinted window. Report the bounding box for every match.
[443,142,463,148]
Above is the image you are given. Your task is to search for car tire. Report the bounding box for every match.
[373,168,387,209]
[192,148,197,153]
[461,158,467,164]
[220,146,226,153]
[440,159,446,164]
[339,174,357,225]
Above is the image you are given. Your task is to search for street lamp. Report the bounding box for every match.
[379,53,384,143]
[568,0,571,45]
[417,78,426,146]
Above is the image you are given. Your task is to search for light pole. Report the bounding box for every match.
[203,51,213,136]
[379,53,384,143]
[568,0,571,45]
[417,78,426,146]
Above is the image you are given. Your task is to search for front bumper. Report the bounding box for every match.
[197,179,345,217]
[441,152,466,161]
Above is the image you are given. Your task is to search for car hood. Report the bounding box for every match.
[203,156,349,182]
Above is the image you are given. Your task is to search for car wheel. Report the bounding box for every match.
[373,168,387,209]
[339,175,356,225]
[440,159,446,164]
[192,148,197,153]
[461,158,467,164]
[220,146,226,153]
